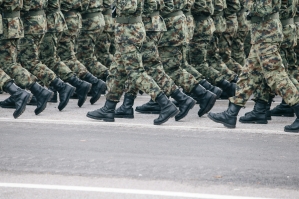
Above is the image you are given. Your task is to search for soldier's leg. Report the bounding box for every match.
[58,14,106,104]
[185,16,222,97]
[77,31,109,80]
[131,31,195,121]
[208,46,265,128]
[87,22,179,125]
[95,32,115,68]
[159,14,217,117]
[18,34,76,111]
[231,9,249,66]
[40,32,92,107]
[219,14,243,75]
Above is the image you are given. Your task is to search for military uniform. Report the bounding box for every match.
[231,0,249,66]
[208,0,299,132]
[95,0,115,68]
[218,0,243,75]
[0,69,12,91]
[76,0,109,81]
[0,0,37,89]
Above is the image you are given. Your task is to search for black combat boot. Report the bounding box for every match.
[191,84,217,117]
[0,95,16,108]
[200,79,222,99]
[84,73,107,104]
[239,99,268,124]
[3,81,32,118]
[216,79,236,98]
[67,75,91,107]
[29,82,54,115]
[86,100,117,122]
[135,99,161,114]
[270,99,294,117]
[170,89,196,121]
[50,78,76,111]
[208,102,242,128]
[114,93,136,118]
[48,87,58,103]
[284,104,299,132]
[154,93,179,125]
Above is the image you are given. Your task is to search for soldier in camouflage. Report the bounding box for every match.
[113,0,198,121]
[208,0,299,133]
[38,0,93,108]
[86,0,180,125]
[0,0,59,115]
[58,0,107,105]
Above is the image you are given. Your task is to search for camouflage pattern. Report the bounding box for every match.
[244,21,251,57]
[76,1,109,80]
[39,5,74,81]
[0,0,37,89]
[138,0,178,97]
[231,7,249,66]
[230,0,299,107]
[95,0,115,67]
[57,11,89,79]
[0,69,12,91]
[252,0,299,102]
[159,13,200,94]
[106,0,162,102]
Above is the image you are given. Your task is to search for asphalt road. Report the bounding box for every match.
[0,93,299,199]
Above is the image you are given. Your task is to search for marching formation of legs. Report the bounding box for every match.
[1,0,299,132]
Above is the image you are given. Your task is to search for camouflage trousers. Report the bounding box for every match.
[57,12,90,79]
[207,33,238,83]
[158,14,199,94]
[18,34,57,87]
[181,14,205,83]
[140,31,177,96]
[0,39,36,89]
[39,32,74,81]
[253,24,299,102]
[280,24,297,75]
[230,42,299,106]
[95,31,115,68]
[188,17,225,85]
[0,68,12,91]
[106,22,161,102]
[219,13,243,75]
[77,31,109,80]
[231,9,249,66]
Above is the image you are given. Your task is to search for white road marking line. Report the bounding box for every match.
[0,117,292,135]
[0,183,273,199]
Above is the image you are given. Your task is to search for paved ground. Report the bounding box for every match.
[0,93,298,199]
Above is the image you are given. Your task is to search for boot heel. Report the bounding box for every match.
[103,118,115,122]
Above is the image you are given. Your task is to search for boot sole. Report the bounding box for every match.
[207,113,236,128]
[175,100,196,121]
[0,105,16,109]
[198,94,217,117]
[35,92,54,115]
[86,113,115,122]
[271,113,294,117]
[135,110,160,114]
[284,128,299,133]
[239,119,268,124]
[90,84,107,105]
[154,109,179,125]
[114,115,134,119]
[58,87,76,111]
[14,93,32,119]
[78,84,92,107]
